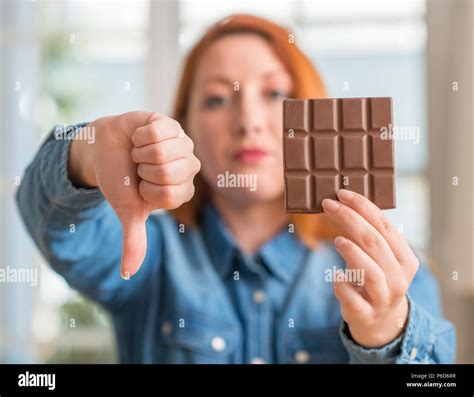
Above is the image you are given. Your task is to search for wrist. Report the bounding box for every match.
[348,296,409,348]
[68,128,97,188]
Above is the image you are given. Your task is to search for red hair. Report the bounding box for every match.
[170,14,340,247]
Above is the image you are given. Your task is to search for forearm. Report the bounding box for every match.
[15,124,126,308]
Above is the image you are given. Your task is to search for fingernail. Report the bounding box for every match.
[322,198,340,213]
[334,236,347,249]
[121,270,131,280]
[338,189,354,203]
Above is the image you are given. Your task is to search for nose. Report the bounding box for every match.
[234,90,264,137]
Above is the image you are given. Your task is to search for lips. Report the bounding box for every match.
[233,148,268,164]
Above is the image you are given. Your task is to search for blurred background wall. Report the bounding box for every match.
[427,0,473,364]
[0,0,472,363]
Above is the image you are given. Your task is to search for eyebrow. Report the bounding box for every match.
[201,69,290,85]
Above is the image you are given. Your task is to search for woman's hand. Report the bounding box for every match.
[68,112,200,279]
[322,189,420,348]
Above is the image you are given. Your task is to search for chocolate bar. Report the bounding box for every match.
[283,97,396,213]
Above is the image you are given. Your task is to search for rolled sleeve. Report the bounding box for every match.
[38,123,104,209]
[396,294,456,364]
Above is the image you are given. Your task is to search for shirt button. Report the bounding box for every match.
[409,347,418,360]
[294,350,310,364]
[250,357,266,364]
[211,336,226,352]
[253,290,266,304]
[161,322,172,336]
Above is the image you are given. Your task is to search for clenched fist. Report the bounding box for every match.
[68,112,200,279]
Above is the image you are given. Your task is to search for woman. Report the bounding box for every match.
[16,14,455,364]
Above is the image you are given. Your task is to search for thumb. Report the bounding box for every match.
[118,208,148,279]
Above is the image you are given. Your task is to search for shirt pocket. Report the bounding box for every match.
[158,307,239,364]
[284,327,349,364]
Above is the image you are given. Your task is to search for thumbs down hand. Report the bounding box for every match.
[68,112,201,279]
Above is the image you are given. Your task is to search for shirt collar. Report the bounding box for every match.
[200,201,308,283]
[257,226,308,283]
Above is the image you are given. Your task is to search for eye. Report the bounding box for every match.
[267,90,287,100]
[203,95,228,109]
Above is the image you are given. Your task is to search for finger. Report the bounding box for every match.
[138,179,195,209]
[131,136,194,165]
[117,208,148,279]
[322,198,400,283]
[137,158,199,186]
[333,278,373,322]
[132,117,184,147]
[337,189,419,278]
[334,236,390,307]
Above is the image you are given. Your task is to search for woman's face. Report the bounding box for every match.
[186,33,293,206]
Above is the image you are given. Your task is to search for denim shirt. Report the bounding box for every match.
[15,125,456,364]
